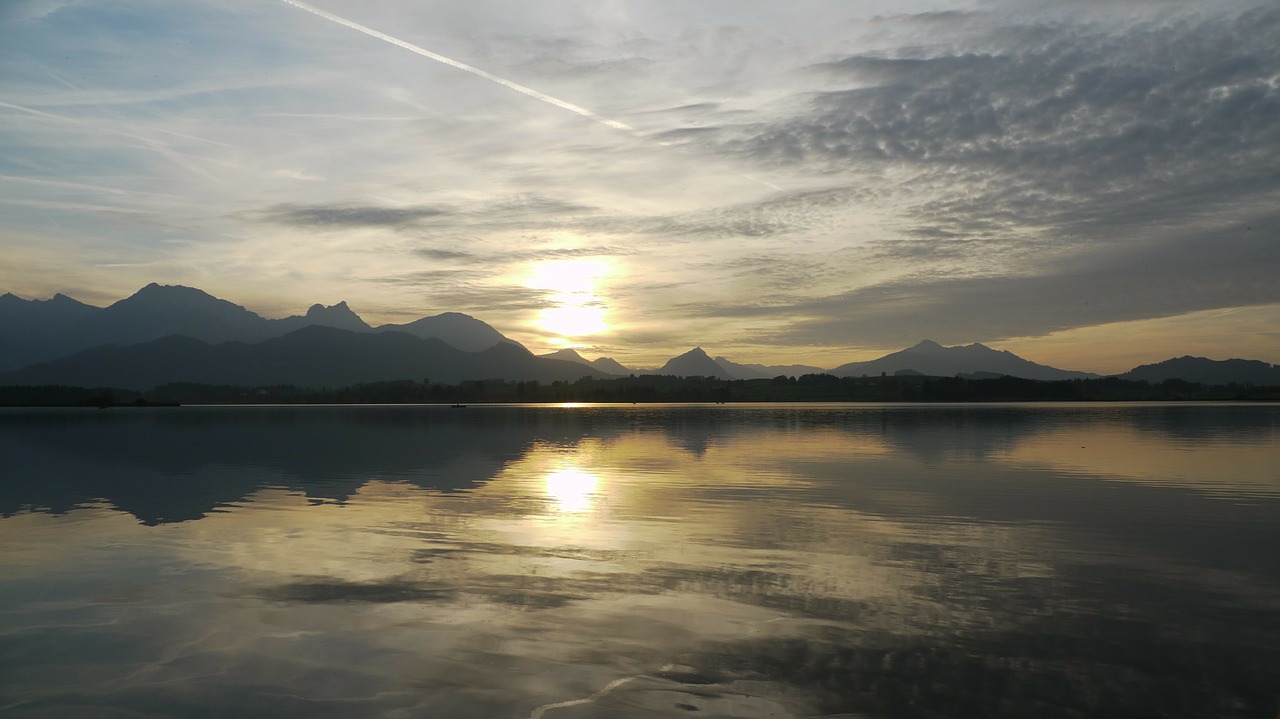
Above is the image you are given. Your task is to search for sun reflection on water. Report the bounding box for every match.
[544,467,600,513]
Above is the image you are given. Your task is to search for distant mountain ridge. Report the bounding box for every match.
[1119,356,1280,385]
[828,340,1098,381]
[714,356,825,380]
[3,284,1277,387]
[659,347,735,380]
[536,348,638,376]
[0,284,519,371]
[0,325,606,391]
[0,291,100,370]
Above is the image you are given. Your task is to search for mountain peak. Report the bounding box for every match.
[128,283,220,304]
[590,356,633,375]
[541,347,588,363]
[376,312,516,352]
[305,300,355,316]
[659,346,733,379]
[829,339,1098,381]
[909,339,944,351]
[277,301,369,333]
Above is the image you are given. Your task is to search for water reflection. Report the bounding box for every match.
[0,404,1277,718]
[545,467,600,513]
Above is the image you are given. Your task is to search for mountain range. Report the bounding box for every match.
[0,283,512,372]
[1,284,1277,390]
[828,340,1098,381]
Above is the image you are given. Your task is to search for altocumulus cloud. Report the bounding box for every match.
[672,5,1280,346]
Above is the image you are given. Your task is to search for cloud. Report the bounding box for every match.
[410,245,631,264]
[254,188,815,240]
[260,203,452,228]
[727,7,1280,240]
[0,0,81,24]
[414,248,475,261]
[682,211,1280,347]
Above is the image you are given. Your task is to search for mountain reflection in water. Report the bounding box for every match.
[1,403,1277,718]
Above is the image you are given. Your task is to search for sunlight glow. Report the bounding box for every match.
[527,259,612,340]
[544,468,600,513]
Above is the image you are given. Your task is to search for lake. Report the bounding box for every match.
[1,403,1277,718]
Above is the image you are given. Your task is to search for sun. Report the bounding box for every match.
[526,259,612,340]
[544,468,600,513]
[538,304,607,337]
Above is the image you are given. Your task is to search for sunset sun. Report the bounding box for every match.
[526,259,612,342]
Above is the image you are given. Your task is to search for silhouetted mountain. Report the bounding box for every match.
[713,356,825,380]
[77,282,277,349]
[376,312,514,352]
[538,347,591,364]
[1119,356,1280,385]
[275,301,371,334]
[0,325,606,390]
[659,347,735,379]
[0,284,523,370]
[1,284,278,369]
[829,340,1098,381]
[537,348,634,376]
[0,292,102,371]
[590,356,634,375]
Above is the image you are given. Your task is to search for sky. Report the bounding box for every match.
[1,0,1278,373]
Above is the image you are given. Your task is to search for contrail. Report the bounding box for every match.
[0,100,226,184]
[277,0,635,133]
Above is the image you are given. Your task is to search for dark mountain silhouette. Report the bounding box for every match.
[829,340,1098,381]
[275,301,371,334]
[538,347,592,365]
[1119,356,1280,385]
[659,347,735,379]
[538,348,637,376]
[5,285,1278,388]
[375,311,514,352]
[0,284,521,370]
[0,292,102,371]
[67,283,278,352]
[590,356,634,375]
[0,325,605,391]
[714,356,825,380]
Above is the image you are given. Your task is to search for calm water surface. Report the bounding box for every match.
[1,403,1278,718]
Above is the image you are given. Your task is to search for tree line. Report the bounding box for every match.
[2,372,1278,407]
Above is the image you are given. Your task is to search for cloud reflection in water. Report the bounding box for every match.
[0,404,1277,718]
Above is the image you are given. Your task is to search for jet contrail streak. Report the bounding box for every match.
[0,100,226,184]
[277,0,635,133]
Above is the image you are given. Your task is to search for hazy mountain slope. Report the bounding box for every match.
[0,292,102,371]
[829,340,1098,381]
[1119,356,1280,385]
[0,326,605,391]
[69,283,276,350]
[0,284,521,369]
[714,356,825,379]
[590,357,634,375]
[537,349,633,376]
[658,348,736,379]
[376,312,515,352]
[273,301,371,334]
[538,348,592,365]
